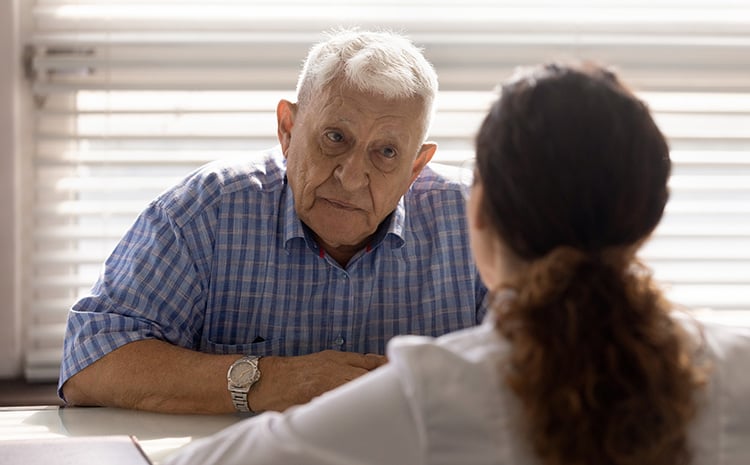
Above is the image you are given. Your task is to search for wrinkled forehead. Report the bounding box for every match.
[301,79,432,141]
[306,79,432,136]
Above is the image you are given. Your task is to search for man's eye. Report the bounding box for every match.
[325,131,344,143]
[380,147,397,159]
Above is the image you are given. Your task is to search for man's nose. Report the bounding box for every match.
[334,151,370,191]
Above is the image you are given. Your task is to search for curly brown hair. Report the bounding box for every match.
[475,64,705,465]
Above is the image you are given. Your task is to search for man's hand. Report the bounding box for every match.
[248,350,387,412]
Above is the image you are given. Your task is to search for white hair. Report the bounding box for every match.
[296,28,439,139]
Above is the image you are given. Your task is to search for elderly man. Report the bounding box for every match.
[59,28,487,414]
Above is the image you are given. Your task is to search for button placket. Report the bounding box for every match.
[330,266,352,350]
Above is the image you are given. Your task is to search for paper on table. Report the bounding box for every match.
[0,435,153,465]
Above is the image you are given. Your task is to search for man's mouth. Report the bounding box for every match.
[322,198,360,211]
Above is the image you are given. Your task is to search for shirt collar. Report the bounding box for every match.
[281,180,311,249]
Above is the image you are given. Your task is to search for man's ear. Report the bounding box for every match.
[409,142,437,183]
[277,99,297,156]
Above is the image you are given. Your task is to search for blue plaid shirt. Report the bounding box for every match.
[59,147,488,394]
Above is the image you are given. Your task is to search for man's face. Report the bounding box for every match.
[277,82,435,257]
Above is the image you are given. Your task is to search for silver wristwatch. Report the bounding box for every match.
[226,355,261,412]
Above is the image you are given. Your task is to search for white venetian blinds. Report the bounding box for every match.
[24,0,750,381]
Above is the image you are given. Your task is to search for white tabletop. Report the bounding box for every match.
[0,405,247,464]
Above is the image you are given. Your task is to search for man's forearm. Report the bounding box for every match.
[61,339,238,414]
[62,340,388,414]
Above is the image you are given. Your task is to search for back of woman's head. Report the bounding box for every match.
[475,64,703,465]
[476,63,670,258]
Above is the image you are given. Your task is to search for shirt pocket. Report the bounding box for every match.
[203,337,286,357]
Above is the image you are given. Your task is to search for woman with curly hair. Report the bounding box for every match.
[164,63,750,465]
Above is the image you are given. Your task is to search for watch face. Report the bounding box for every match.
[229,360,259,388]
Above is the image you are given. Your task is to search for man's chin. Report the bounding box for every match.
[317,234,369,251]
[311,224,376,252]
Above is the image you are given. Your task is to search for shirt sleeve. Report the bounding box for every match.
[59,200,209,396]
[161,365,422,465]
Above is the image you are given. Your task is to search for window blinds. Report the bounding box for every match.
[24,0,750,381]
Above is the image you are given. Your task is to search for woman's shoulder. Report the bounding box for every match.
[673,311,750,366]
[673,311,750,464]
[387,315,506,366]
[386,315,529,464]
[386,316,510,414]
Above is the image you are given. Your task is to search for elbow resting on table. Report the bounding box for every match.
[60,375,89,407]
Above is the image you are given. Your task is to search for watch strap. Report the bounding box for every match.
[230,389,251,412]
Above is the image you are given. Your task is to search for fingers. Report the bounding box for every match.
[323,350,387,370]
[362,353,388,369]
[249,351,390,412]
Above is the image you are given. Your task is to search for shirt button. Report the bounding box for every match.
[333,335,345,346]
